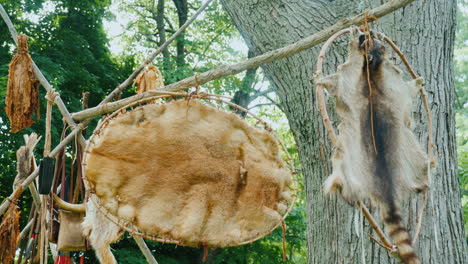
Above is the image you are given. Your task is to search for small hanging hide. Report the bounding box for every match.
[82,99,295,259]
[5,34,40,133]
[133,65,164,94]
[315,32,429,264]
[0,185,23,264]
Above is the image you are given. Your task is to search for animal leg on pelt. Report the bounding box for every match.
[82,199,123,264]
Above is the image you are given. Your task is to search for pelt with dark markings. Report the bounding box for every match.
[316,34,428,264]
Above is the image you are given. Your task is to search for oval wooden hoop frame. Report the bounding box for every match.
[82,91,298,247]
[314,27,435,247]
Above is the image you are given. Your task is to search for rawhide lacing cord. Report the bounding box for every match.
[361,11,379,155]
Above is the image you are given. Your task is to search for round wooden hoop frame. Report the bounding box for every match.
[82,91,298,247]
[314,27,434,247]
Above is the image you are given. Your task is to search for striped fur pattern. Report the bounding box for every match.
[317,34,428,264]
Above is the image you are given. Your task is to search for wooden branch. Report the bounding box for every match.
[72,0,416,121]
[0,3,86,148]
[359,203,394,250]
[102,0,215,104]
[314,28,355,146]
[412,190,428,245]
[0,127,83,215]
[133,236,159,264]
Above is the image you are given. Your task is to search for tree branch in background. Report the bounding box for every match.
[101,0,215,104]
[72,0,417,121]
[173,0,188,70]
[230,49,258,116]
[156,0,170,61]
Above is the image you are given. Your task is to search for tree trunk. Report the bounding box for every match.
[156,0,171,61]
[173,0,188,69]
[221,0,467,263]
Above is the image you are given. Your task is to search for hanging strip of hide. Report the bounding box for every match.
[5,34,40,133]
[316,33,428,264]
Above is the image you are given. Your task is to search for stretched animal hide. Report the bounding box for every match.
[316,35,428,264]
[83,100,294,255]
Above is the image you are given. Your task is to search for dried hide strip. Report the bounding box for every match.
[0,185,22,264]
[5,34,40,133]
[316,35,428,264]
[83,100,294,262]
[133,65,164,94]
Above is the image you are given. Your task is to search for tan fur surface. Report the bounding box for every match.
[82,198,123,264]
[84,100,294,248]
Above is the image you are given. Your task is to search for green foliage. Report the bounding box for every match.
[0,0,132,223]
[455,0,468,239]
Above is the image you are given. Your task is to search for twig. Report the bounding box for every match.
[72,0,417,121]
[412,190,428,245]
[133,235,159,264]
[368,234,393,252]
[359,203,394,250]
[102,0,215,104]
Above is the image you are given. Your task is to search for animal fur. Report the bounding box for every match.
[82,198,123,264]
[316,34,428,264]
[14,133,40,189]
[83,100,293,255]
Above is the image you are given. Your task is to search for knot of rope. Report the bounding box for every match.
[45,89,59,105]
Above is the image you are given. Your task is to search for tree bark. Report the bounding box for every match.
[156,0,170,61]
[173,0,188,69]
[221,0,467,263]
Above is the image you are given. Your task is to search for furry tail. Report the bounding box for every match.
[383,205,421,264]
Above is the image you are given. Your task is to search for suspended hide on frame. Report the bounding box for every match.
[315,33,429,264]
[83,100,295,249]
[5,34,40,133]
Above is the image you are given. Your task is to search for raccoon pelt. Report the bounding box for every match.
[316,34,428,264]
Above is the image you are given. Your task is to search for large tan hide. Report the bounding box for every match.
[82,99,294,258]
[315,34,428,264]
